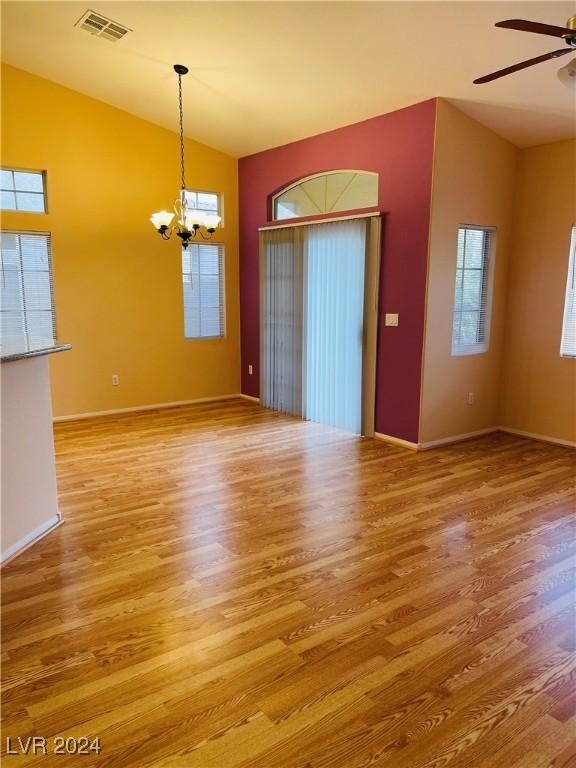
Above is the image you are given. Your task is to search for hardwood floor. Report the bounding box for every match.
[1,399,575,767]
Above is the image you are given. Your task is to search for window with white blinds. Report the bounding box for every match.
[0,231,56,355]
[560,226,576,358]
[182,243,225,339]
[451,225,495,356]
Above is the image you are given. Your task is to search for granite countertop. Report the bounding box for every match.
[1,344,72,363]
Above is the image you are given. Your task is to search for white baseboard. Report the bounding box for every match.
[499,426,576,449]
[53,394,242,423]
[374,427,499,452]
[419,427,499,451]
[374,432,419,451]
[375,425,575,452]
[239,393,260,403]
[1,514,63,565]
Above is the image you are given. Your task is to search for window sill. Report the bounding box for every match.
[1,343,71,363]
[184,336,226,341]
[451,345,488,357]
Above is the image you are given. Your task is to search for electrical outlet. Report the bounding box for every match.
[112,374,119,386]
[248,364,253,375]
[468,392,475,405]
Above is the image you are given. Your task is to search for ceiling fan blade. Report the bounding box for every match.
[495,19,576,38]
[474,48,571,84]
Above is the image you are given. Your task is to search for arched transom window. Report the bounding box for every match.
[272,170,378,221]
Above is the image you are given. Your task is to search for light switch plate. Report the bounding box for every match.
[385,313,399,327]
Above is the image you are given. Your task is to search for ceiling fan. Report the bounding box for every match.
[474,15,576,84]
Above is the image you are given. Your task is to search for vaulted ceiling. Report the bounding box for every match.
[2,1,575,157]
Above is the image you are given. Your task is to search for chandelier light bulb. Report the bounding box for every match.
[150,211,175,229]
[203,214,222,230]
[184,211,206,229]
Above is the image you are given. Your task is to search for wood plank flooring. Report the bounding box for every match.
[1,399,575,767]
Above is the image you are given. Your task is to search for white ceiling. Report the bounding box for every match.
[2,1,575,157]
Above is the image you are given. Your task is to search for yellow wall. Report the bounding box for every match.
[419,100,517,444]
[499,140,576,444]
[1,64,240,417]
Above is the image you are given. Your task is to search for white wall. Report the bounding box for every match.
[1,356,61,562]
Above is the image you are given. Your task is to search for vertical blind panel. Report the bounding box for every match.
[560,226,576,357]
[0,231,56,355]
[452,226,493,355]
[260,227,304,416]
[182,243,225,339]
[304,219,366,434]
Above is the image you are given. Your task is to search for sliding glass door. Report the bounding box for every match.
[304,220,366,434]
[260,216,380,435]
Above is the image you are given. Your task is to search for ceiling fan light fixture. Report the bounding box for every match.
[557,56,576,87]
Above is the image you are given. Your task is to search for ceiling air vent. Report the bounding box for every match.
[75,10,131,42]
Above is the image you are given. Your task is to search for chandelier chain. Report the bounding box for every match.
[178,73,186,191]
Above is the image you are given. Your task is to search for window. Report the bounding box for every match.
[183,189,221,219]
[0,232,56,355]
[273,171,378,221]
[1,169,46,212]
[182,243,225,339]
[451,226,495,356]
[560,226,576,358]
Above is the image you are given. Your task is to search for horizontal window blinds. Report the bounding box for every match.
[560,226,576,358]
[182,243,225,339]
[0,231,56,355]
[452,226,494,356]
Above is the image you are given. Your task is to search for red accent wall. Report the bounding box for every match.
[239,99,436,443]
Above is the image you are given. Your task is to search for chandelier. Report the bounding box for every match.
[150,64,221,247]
